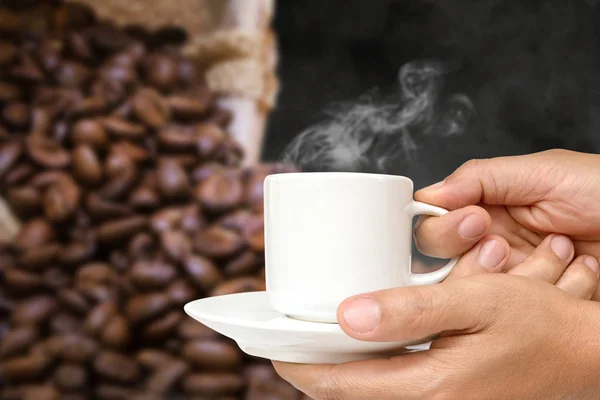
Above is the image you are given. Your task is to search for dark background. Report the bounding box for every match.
[264,0,600,189]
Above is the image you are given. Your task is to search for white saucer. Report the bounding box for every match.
[184,291,431,364]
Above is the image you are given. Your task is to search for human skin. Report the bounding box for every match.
[274,232,600,399]
[273,150,600,399]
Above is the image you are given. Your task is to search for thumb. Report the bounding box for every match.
[336,277,501,343]
[415,150,566,210]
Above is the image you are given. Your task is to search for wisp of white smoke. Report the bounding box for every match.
[281,60,476,173]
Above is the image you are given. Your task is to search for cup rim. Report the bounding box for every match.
[265,171,414,184]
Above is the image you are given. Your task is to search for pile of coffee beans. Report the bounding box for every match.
[0,3,306,399]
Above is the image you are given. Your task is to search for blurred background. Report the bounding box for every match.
[1,0,600,399]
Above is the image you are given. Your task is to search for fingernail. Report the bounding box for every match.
[342,297,381,334]
[551,235,573,260]
[584,256,599,276]
[478,240,505,269]
[422,180,445,191]
[458,214,487,239]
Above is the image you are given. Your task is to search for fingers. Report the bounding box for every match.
[414,205,491,259]
[508,234,574,283]
[336,277,498,343]
[555,256,600,299]
[414,151,568,210]
[445,235,510,281]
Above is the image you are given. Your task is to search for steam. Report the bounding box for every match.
[281,60,476,173]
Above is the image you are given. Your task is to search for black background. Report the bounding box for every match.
[264,0,600,189]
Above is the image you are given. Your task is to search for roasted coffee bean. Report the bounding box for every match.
[102,315,130,349]
[167,279,197,306]
[2,102,30,130]
[54,61,91,88]
[129,185,160,209]
[136,349,174,370]
[53,364,87,390]
[158,126,196,151]
[86,193,132,220]
[0,41,16,66]
[211,277,265,297]
[160,230,192,262]
[167,95,209,120]
[129,259,177,289]
[142,310,182,342]
[0,81,21,103]
[72,144,102,185]
[95,384,133,400]
[84,302,117,336]
[14,219,54,251]
[128,232,155,259]
[224,250,262,276]
[243,216,265,252]
[50,311,82,334]
[182,372,244,396]
[96,216,147,244]
[47,334,98,363]
[0,142,22,178]
[94,351,140,383]
[142,54,178,91]
[178,318,219,340]
[6,187,39,217]
[71,119,109,149]
[25,136,70,169]
[156,158,190,199]
[59,240,96,266]
[132,88,170,129]
[0,354,50,380]
[195,123,226,159]
[111,140,150,163]
[18,244,60,270]
[76,262,117,286]
[0,326,38,359]
[147,359,188,393]
[43,176,81,222]
[57,289,89,314]
[195,171,243,214]
[125,293,170,324]
[193,226,245,259]
[150,207,183,233]
[42,267,71,290]
[30,171,70,190]
[3,269,43,291]
[182,339,242,370]
[71,96,107,118]
[191,161,224,183]
[4,165,36,187]
[103,116,146,139]
[182,254,223,291]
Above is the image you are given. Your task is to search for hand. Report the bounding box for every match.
[413,150,600,295]
[273,236,600,399]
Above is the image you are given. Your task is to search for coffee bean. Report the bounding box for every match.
[87,22,131,54]
[177,318,219,341]
[224,250,262,276]
[182,373,243,396]
[149,207,183,233]
[193,226,245,259]
[182,340,242,370]
[10,53,44,84]
[53,364,87,390]
[50,311,82,334]
[129,259,177,289]
[111,140,150,163]
[0,142,22,178]
[36,39,61,73]
[0,9,21,34]
[95,385,133,400]
[195,171,243,214]
[136,349,174,370]
[14,219,54,251]
[42,267,71,290]
[211,277,265,297]
[125,293,170,324]
[0,326,38,359]
[128,232,156,260]
[180,203,205,234]
[182,254,223,291]
[102,116,146,139]
[132,88,170,129]
[66,32,94,62]
[195,123,225,159]
[0,41,16,66]
[48,334,98,363]
[72,144,102,185]
[0,354,50,380]
[19,244,60,270]
[147,359,188,393]
[0,81,21,103]
[167,96,210,120]
[72,96,107,117]
[84,302,117,336]
[129,185,160,210]
[59,240,96,266]
[25,136,70,169]
[142,310,182,342]
[54,61,91,88]
[72,119,109,149]
[43,176,81,222]
[156,158,190,199]
[243,216,265,252]
[142,54,178,91]
[94,351,140,383]
[86,193,132,220]
[167,279,197,306]
[102,315,130,349]
[2,102,30,130]
[6,186,39,217]
[160,230,192,262]
[96,216,148,244]
[158,126,196,151]
[23,385,60,400]
[57,289,90,315]
[3,269,43,291]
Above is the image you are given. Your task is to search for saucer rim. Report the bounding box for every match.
[183,291,342,334]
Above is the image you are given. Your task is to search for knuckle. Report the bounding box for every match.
[400,288,440,334]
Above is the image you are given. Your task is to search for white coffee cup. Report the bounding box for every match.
[264,172,459,324]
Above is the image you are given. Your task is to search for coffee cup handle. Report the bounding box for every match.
[408,201,460,286]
